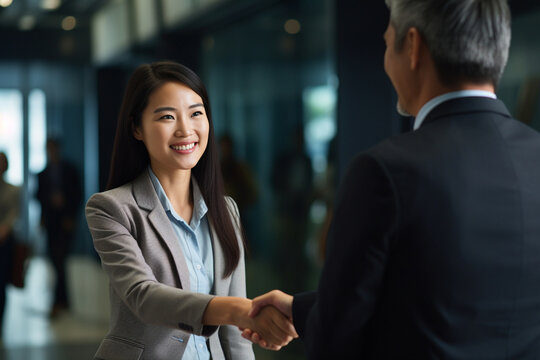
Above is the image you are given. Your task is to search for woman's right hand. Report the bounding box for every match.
[203,296,297,350]
[241,305,298,350]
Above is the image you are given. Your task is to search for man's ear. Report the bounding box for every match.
[407,27,422,71]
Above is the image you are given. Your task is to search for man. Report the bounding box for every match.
[245,0,540,358]
[37,139,82,316]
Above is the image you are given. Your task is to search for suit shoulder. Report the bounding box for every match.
[365,130,428,164]
[347,133,409,167]
[86,183,135,212]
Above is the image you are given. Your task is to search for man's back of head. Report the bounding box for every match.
[385,0,511,88]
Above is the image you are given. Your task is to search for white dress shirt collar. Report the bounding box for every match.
[413,90,497,130]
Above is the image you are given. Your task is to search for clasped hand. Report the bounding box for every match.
[241,290,296,351]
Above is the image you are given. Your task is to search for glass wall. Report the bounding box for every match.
[498,7,540,131]
[201,1,334,357]
[0,89,23,185]
[0,86,47,245]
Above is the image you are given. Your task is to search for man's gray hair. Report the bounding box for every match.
[385,0,511,87]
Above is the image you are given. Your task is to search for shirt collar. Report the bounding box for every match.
[147,167,208,230]
[413,90,497,130]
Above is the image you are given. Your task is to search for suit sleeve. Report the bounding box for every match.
[219,197,255,359]
[297,153,397,359]
[85,191,217,336]
[292,291,317,337]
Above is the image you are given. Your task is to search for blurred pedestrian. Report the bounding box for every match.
[0,152,20,338]
[36,138,82,317]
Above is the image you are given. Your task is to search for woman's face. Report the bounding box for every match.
[134,81,209,175]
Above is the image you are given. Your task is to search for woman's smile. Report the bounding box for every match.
[170,142,197,153]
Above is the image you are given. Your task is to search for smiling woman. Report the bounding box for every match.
[133,82,209,181]
[85,61,296,360]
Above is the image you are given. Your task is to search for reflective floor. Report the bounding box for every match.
[0,256,310,360]
[0,256,109,360]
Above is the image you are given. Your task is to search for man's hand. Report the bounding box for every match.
[204,296,295,350]
[241,290,296,350]
[241,327,284,350]
[243,305,298,350]
[248,290,294,319]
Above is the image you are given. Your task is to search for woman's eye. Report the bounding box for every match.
[192,111,203,117]
[160,114,174,120]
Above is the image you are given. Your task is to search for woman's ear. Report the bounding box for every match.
[132,122,143,141]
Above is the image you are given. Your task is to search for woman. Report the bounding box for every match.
[86,61,295,360]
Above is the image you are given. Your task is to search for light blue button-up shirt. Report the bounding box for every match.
[413,90,497,130]
[148,167,214,360]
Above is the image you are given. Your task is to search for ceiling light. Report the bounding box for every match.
[62,16,76,31]
[0,0,13,8]
[284,19,301,35]
[19,15,36,31]
[42,0,61,10]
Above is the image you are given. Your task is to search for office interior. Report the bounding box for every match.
[0,0,539,359]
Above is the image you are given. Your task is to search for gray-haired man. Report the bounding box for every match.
[246,0,540,358]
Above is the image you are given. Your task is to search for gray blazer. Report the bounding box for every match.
[85,171,255,360]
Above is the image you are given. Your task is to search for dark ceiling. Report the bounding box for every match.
[0,0,107,31]
[0,0,538,64]
[1,0,538,32]
[0,0,112,62]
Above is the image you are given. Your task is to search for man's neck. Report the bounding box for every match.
[412,82,495,117]
[448,83,495,93]
[412,86,497,131]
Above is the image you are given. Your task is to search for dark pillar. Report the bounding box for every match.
[335,1,398,177]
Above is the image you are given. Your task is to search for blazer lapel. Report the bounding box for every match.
[132,172,191,290]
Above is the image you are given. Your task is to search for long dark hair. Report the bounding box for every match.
[107,61,242,277]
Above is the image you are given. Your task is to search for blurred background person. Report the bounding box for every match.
[36,138,82,317]
[0,151,20,341]
[271,126,313,293]
[219,133,259,250]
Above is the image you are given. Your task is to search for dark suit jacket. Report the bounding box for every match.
[293,97,540,359]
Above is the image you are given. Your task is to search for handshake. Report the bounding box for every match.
[239,290,297,351]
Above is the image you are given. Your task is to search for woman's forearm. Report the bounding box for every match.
[203,296,252,328]
[202,296,297,349]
